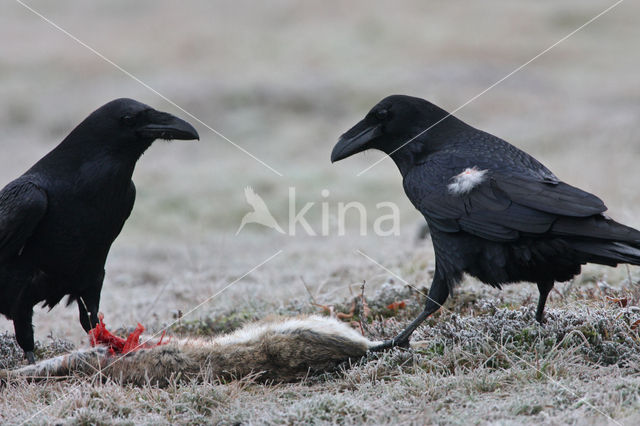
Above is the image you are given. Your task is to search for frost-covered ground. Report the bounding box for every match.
[1,0,639,424]
[3,281,640,424]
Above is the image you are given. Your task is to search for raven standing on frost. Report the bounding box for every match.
[332,94,640,350]
[0,98,199,362]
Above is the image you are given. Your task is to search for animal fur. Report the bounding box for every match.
[447,167,488,195]
[0,316,379,386]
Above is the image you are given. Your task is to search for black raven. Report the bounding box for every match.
[332,94,640,350]
[0,98,199,362]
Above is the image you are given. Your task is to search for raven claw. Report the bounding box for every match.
[368,335,411,353]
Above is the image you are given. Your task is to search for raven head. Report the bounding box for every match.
[331,95,451,166]
[67,98,199,156]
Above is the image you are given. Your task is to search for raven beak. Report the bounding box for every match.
[137,111,200,141]
[331,124,382,163]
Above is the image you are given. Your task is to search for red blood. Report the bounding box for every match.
[88,313,167,355]
[386,301,407,310]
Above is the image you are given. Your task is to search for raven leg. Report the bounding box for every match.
[78,296,99,333]
[369,273,450,352]
[13,308,36,364]
[536,281,554,324]
[77,271,104,333]
[11,272,48,364]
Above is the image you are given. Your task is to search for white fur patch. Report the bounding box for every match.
[14,355,64,376]
[448,167,488,195]
[13,347,102,377]
[209,315,379,348]
[272,316,378,347]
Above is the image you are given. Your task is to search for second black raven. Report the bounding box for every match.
[332,94,640,350]
[0,98,199,362]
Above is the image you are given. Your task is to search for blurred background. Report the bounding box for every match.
[1,0,638,344]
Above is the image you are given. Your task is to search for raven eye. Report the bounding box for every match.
[121,115,135,126]
[375,109,388,120]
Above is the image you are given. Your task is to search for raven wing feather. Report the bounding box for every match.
[404,157,608,242]
[0,180,48,263]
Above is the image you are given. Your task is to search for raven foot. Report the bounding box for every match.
[368,309,433,352]
[369,336,411,352]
